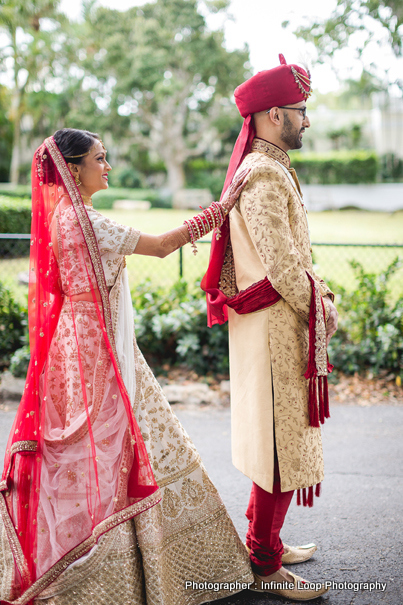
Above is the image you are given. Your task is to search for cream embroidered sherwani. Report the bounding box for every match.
[226,138,333,494]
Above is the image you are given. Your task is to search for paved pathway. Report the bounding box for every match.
[1,405,402,604]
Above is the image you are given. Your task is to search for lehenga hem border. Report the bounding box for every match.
[0,489,161,605]
[0,493,31,586]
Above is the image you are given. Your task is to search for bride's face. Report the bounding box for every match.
[69,140,112,196]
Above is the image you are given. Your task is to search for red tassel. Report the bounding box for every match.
[296,483,322,507]
[308,485,314,507]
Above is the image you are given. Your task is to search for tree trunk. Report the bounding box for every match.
[10,112,21,185]
[10,34,22,186]
[165,158,186,197]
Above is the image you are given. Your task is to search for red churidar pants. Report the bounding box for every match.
[245,454,294,576]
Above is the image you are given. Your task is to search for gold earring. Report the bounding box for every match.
[74,174,81,186]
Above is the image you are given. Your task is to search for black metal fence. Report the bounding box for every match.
[1,235,403,304]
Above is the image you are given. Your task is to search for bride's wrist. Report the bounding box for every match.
[183,202,227,255]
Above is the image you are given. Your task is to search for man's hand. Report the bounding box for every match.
[324,296,338,347]
[220,168,251,213]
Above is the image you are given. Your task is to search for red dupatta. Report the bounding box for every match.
[0,137,160,604]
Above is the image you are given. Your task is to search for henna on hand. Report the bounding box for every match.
[160,225,190,254]
[220,167,251,213]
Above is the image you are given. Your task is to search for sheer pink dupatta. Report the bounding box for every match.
[0,137,160,605]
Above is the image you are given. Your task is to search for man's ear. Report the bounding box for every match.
[267,107,281,125]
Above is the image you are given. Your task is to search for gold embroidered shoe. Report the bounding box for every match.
[245,542,317,564]
[250,570,329,600]
[282,543,317,564]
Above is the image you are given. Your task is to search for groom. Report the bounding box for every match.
[202,55,338,601]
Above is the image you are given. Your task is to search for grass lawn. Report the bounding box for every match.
[104,208,403,297]
[1,208,403,304]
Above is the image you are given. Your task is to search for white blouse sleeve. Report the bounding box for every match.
[87,209,141,255]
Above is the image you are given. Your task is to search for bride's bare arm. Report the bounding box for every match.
[134,226,190,258]
[133,168,250,258]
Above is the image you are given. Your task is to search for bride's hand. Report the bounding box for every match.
[220,168,251,213]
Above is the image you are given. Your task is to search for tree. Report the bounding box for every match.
[81,0,250,195]
[287,0,403,91]
[0,85,13,181]
[0,0,66,183]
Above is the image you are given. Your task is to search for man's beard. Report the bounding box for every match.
[280,112,304,150]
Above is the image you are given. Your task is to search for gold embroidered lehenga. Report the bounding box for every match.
[0,137,252,605]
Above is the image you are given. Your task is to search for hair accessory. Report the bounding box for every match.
[65,150,91,158]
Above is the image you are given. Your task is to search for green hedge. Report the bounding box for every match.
[93,187,169,209]
[132,279,229,375]
[380,153,403,182]
[0,195,32,233]
[289,150,379,184]
[0,184,30,198]
[0,196,31,258]
[185,158,226,200]
[0,281,27,370]
[328,259,403,378]
[186,151,380,190]
[6,264,403,380]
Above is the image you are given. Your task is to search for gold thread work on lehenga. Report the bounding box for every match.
[1,490,161,605]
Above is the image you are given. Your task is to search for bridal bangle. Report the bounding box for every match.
[183,202,228,255]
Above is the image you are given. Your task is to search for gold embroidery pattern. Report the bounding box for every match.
[86,208,140,287]
[131,346,253,604]
[30,521,145,602]
[0,442,38,494]
[108,259,126,337]
[0,517,15,601]
[251,138,290,168]
[0,494,30,586]
[0,490,161,605]
[219,239,238,298]
[230,150,327,492]
[10,441,37,455]
[157,459,200,489]
[312,277,328,376]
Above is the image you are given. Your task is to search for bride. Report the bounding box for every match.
[0,128,252,605]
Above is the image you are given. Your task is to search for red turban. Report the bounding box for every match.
[201,54,312,326]
[223,53,311,196]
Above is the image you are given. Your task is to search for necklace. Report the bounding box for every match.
[81,195,93,207]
